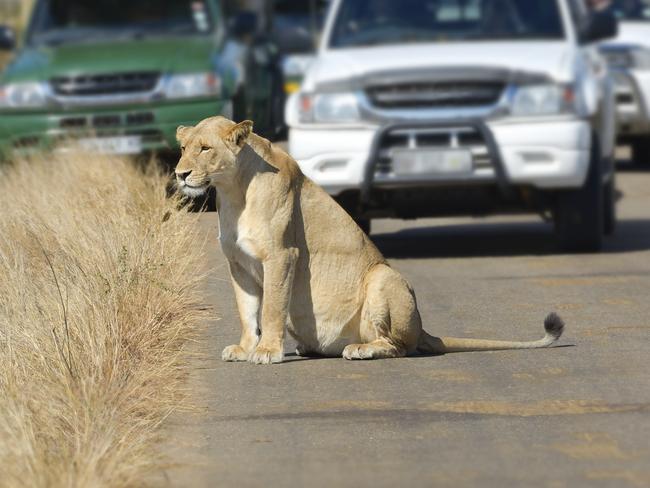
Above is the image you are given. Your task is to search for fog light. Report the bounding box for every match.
[521,152,553,164]
[318,159,347,172]
[284,81,301,94]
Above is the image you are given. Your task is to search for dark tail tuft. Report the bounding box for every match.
[544,312,565,339]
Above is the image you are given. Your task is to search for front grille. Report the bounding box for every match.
[51,72,160,96]
[366,82,504,109]
[58,112,155,130]
[617,93,634,104]
[376,126,492,177]
[93,115,121,128]
[51,129,165,146]
[126,129,165,144]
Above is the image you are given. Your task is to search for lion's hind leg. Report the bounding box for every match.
[341,264,418,360]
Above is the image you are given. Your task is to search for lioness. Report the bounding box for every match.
[175,116,564,364]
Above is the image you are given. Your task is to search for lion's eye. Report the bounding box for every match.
[181,146,186,152]
[201,145,210,152]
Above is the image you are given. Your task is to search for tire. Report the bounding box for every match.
[354,217,371,235]
[269,67,287,140]
[631,138,650,164]
[603,173,617,236]
[232,88,248,122]
[554,139,604,253]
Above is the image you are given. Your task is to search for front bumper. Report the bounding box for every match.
[0,97,232,159]
[289,117,591,196]
[611,69,650,137]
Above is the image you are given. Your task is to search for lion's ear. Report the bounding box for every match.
[224,120,253,153]
[176,125,193,142]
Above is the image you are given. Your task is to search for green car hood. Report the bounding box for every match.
[2,36,217,83]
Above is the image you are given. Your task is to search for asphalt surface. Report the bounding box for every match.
[162,161,650,488]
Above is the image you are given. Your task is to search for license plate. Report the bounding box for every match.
[78,136,142,155]
[391,149,473,176]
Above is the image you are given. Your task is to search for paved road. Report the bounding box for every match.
[163,163,650,488]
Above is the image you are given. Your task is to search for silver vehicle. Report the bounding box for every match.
[287,0,619,252]
[600,0,650,163]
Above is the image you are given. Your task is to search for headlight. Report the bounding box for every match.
[162,72,221,99]
[0,81,50,109]
[299,92,360,123]
[509,84,575,117]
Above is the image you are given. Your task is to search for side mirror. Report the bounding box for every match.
[0,25,16,51]
[580,10,618,44]
[228,11,258,40]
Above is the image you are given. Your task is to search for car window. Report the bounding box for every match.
[272,0,330,53]
[330,0,566,48]
[28,0,216,46]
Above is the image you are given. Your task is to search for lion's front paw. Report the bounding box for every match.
[222,344,250,362]
[248,345,284,364]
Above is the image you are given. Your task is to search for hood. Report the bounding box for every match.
[605,21,650,49]
[1,36,217,83]
[305,41,574,89]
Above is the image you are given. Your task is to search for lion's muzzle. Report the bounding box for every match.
[176,170,209,197]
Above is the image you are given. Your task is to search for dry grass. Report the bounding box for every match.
[0,151,206,487]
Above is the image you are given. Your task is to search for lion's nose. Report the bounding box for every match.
[176,170,192,181]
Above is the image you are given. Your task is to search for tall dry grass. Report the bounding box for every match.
[0,151,206,487]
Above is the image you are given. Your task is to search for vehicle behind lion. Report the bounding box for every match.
[599,0,650,164]
[0,0,283,159]
[287,0,619,252]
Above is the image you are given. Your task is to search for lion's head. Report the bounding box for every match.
[174,116,253,197]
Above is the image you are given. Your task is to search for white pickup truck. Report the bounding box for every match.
[286,0,618,252]
[600,0,650,163]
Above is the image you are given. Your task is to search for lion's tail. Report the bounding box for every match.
[417,313,565,354]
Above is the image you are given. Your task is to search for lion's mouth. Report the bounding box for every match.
[179,182,209,197]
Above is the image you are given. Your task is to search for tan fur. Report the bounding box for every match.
[175,116,564,364]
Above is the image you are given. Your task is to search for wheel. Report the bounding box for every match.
[554,139,604,253]
[631,138,650,164]
[354,217,371,235]
[270,81,287,140]
[603,173,617,236]
[267,62,287,140]
[334,194,371,235]
[232,88,248,122]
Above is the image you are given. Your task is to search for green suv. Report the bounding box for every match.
[0,0,281,159]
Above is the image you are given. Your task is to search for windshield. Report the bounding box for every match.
[611,0,650,21]
[330,0,565,48]
[28,0,215,46]
[272,0,329,54]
